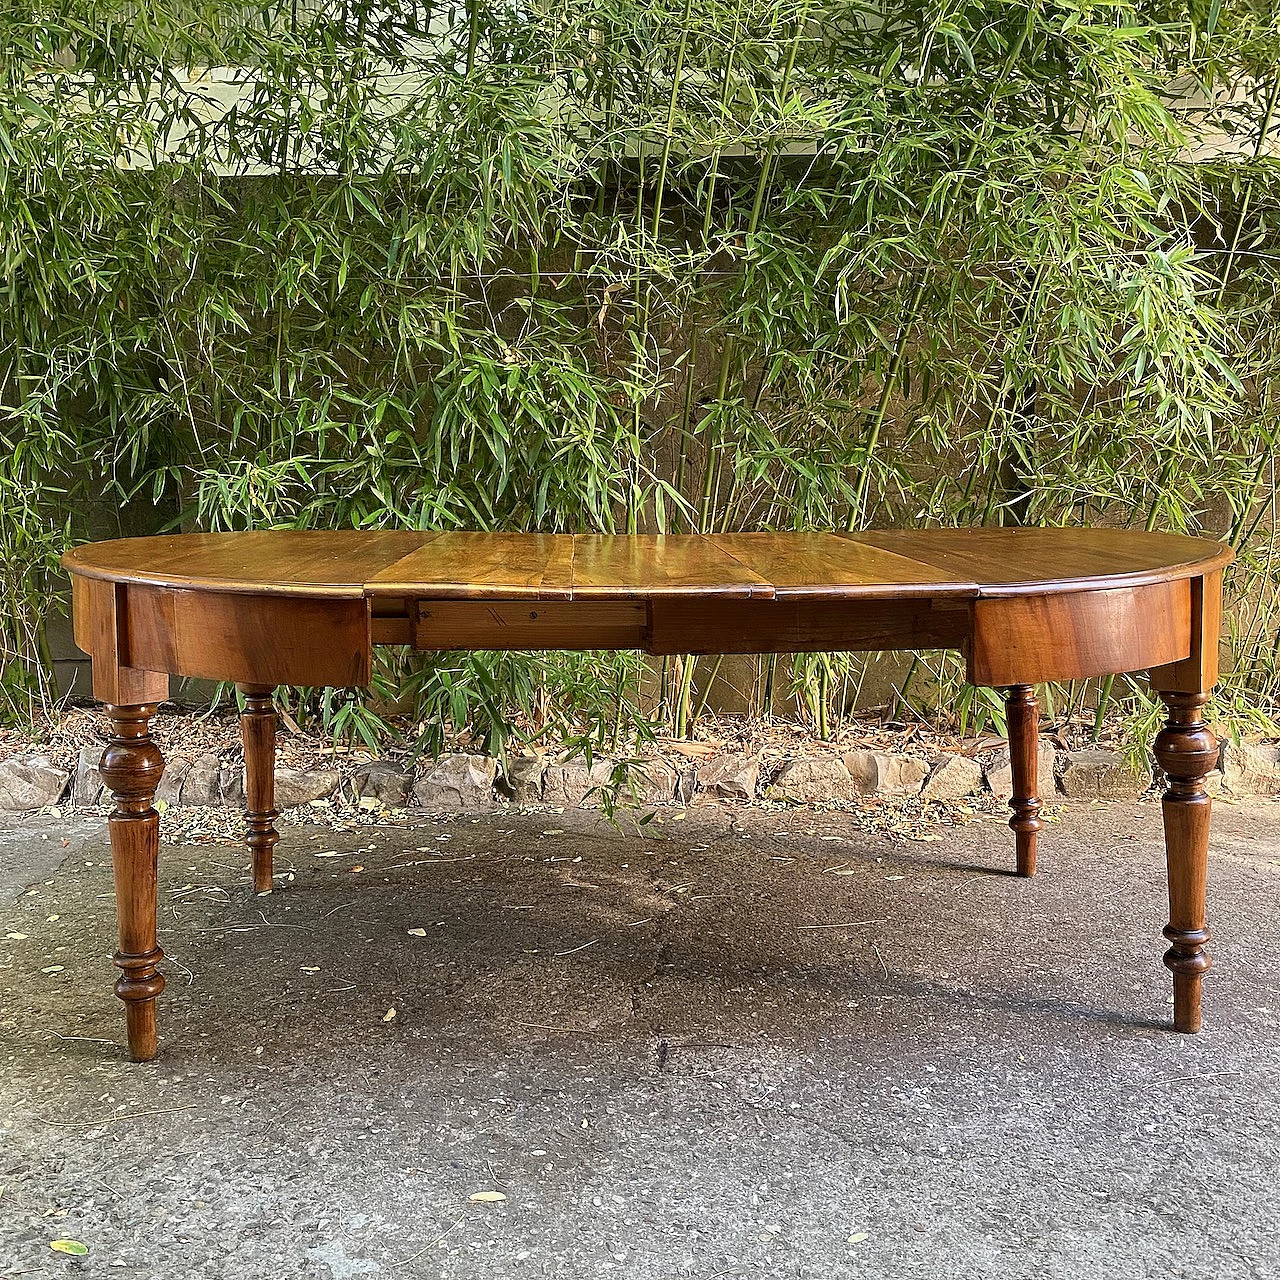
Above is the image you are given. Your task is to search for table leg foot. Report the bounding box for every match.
[1005,684,1042,877]
[100,704,166,1062]
[117,951,164,1061]
[1154,690,1215,1034]
[239,685,280,895]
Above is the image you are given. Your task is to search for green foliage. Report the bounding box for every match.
[3,0,1280,747]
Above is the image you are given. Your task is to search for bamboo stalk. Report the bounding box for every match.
[1215,77,1280,308]
[698,0,811,536]
[845,12,1035,532]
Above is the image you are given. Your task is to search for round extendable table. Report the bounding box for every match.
[64,528,1232,1059]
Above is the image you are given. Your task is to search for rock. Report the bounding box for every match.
[696,752,759,801]
[921,753,983,801]
[543,757,615,807]
[413,753,500,809]
[274,766,340,809]
[0,755,69,810]
[842,752,878,793]
[842,750,929,797]
[73,746,104,808]
[882,755,929,796]
[767,756,860,804]
[181,753,223,807]
[501,754,548,805]
[674,766,697,804]
[624,759,679,805]
[352,760,412,807]
[1222,741,1280,796]
[1060,749,1149,800]
[192,752,342,810]
[219,755,245,807]
[986,740,1058,802]
[155,756,191,808]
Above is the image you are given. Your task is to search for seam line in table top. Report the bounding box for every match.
[691,535,776,599]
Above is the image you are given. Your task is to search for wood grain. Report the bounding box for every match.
[1004,685,1042,877]
[99,704,166,1061]
[84,577,169,706]
[413,600,647,650]
[64,529,438,596]
[647,597,971,656]
[72,572,95,655]
[707,532,974,598]
[1154,690,1217,1032]
[122,584,371,687]
[568,534,771,598]
[847,527,1232,596]
[239,685,279,894]
[369,532,575,598]
[1150,571,1223,695]
[63,527,1231,605]
[968,580,1191,685]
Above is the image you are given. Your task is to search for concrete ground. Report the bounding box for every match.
[1,798,1278,1280]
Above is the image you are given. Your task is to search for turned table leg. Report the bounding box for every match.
[99,704,166,1061]
[1005,684,1043,877]
[239,684,279,895]
[1153,691,1216,1032]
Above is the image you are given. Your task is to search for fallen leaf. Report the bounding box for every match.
[407,928,427,937]
[468,1191,506,1203]
[383,1007,396,1022]
[46,914,60,922]
[660,740,719,758]
[50,1240,89,1256]
[41,966,64,974]
[6,932,27,940]
[847,1232,870,1244]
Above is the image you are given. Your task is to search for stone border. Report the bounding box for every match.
[0,735,1258,816]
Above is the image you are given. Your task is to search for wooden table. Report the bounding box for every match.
[64,528,1231,1060]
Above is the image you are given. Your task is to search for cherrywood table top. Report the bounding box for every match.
[62,528,1232,601]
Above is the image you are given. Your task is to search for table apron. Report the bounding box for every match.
[380,595,974,656]
[969,578,1192,686]
[644,596,972,656]
[89,577,1195,691]
[119,583,370,689]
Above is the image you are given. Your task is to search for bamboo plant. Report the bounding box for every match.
[1,0,1278,749]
